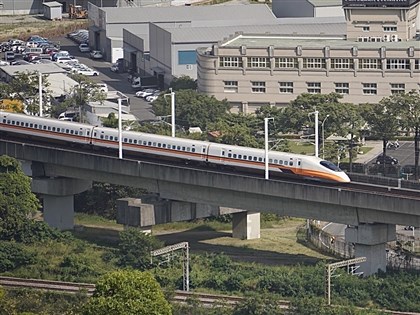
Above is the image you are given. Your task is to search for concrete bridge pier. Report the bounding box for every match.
[345,223,396,276]
[116,197,261,240]
[32,177,92,230]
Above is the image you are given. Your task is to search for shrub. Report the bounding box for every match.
[0,241,37,272]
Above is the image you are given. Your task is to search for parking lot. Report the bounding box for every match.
[1,35,156,122]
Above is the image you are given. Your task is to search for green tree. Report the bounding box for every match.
[82,270,172,315]
[387,92,420,179]
[0,156,39,241]
[118,228,163,270]
[5,71,51,115]
[152,89,230,130]
[169,75,197,91]
[361,102,399,176]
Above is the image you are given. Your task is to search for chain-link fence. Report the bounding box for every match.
[307,223,420,271]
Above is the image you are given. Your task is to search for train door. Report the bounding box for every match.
[220,148,227,165]
[296,158,303,175]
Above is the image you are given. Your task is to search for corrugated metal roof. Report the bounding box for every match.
[43,1,63,7]
[307,0,342,7]
[102,4,276,24]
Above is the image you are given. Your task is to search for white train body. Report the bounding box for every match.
[0,111,350,183]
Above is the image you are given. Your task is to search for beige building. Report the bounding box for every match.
[197,0,420,113]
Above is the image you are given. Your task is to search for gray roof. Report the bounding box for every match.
[0,63,66,76]
[220,34,420,50]
[307,0,342,7]
[167,22,346,43]
[102,4,276,24]
[43,1,63,7]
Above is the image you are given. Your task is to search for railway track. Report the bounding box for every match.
[1,276,419,314]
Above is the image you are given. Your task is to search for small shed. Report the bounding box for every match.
[43,1,63,20]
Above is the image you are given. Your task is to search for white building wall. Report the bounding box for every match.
[314,6,344,18]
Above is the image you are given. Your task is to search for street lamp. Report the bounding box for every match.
[264,117,274,180]
[321,115,330,159]
[164,88,176,137]
[309,110,319,157]
[118,98,123,159]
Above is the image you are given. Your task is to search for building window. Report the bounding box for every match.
[251,81,266,93]
[383,26,397,32]
[279,82,293,94]
[390,83,405,94]
[247,57,270,68]
[387,59,410,70]
[331,58,354,70]
[303,58,326,69]
[307,82,321,94]
[363,26,370,32]
[219,57,243,68]
[178,51,196,65]
[275,57,298,69]
[415,59,420,70]
[335,83,349,94]
[359,59,382,70]
[362,83,377,95]
[223,81,238,93]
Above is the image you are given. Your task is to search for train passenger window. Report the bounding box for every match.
[258,157,263,162]
[93,132,97,137]
[109,136,113,140]
[100,135,104,139]
[289,161,293,166]
[134,140,137,144]
[12,120,15,125]
[233,154,237,158]
[115,137,118,141]
[162,144,166,148]
[187,147,190,152]
[129,139,132,143]
[7,120,10,124]
[148,142,151,146]
[253,157,258,161]
[249,156,253,161]
[269,159,272,163]
[52,127,55,131]
[192,148,195,153]
[238,155,242,159]
[182,146,186,151]
[21,122,25,126]
[48,126,51,131]
[153,142,156,146]
[274,159,278,164]
[143,141,147,145]
[279,160,283,165]
[66,129,69,133]
[105,135,109,140]
[228,153,232,158]
[177,146,181,150]
[124,138,128,143]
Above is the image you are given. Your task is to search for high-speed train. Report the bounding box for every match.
[0,111,350,183]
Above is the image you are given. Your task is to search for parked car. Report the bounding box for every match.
[146,95,159,102]
[110,63,119,72]
[78,43,90,53]
[375,154,399,165]
[135,88,156,98]
[74,67,99,76]
[95,83,108,93]
[56,56,78,64]
[4,51,15,61]
[90,50,103,59]
[0,60,8,66]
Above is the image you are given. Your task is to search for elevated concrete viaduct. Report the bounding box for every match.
[1,140,419,275]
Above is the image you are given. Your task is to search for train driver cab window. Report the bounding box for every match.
[298,161,301,166]
[202,147,206,153]
[221,150,224,156]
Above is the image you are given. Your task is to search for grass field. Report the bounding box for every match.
[74,214,334,266]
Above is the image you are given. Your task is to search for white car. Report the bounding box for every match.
[135,88,156,98]
[78,43,90,53]
[146,95,159,102]
[56,57,78,64]
[74,68,99,76]
[0,60,8,66]
[90,50,103,59]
